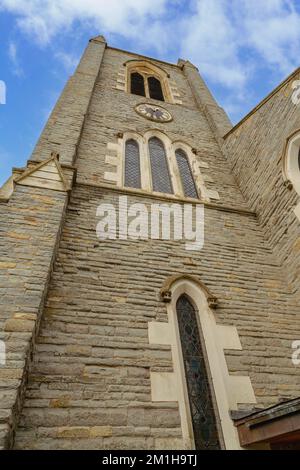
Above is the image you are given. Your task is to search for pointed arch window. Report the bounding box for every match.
[175,149,198,199]
[148,76,164,101]
[176,294,220,450]
[149,137,173,194]
[130,72,146,97]
[124,139,141,189]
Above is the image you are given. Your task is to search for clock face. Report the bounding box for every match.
[135,103,172,123]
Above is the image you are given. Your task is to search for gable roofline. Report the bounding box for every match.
[15,153,71,192]
[106,45,180,69]
[224,66,300,139]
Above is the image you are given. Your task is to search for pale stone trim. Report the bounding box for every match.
[203,174,214,183]
[150,372,177,402]
[1,156,71,200]
[14,155,70,193]
[17,176,66,192]
[216,325,242,350]
[294,201,300,221]
[79,180,255,216]
[104,171,120,184]
[148,321,174,345]
[105,155,119,167]
[155,438,186,450]
[120,131,151,191]
[206,189,220,200]
[281,129,300,221]
[144,129,177,196]
[0,175,14,201]
[107,142,120,152]
[120,59,182,104]
[160,273,218,308]
[115,67,126,92]
[173,142,211,202]
[282,129,300,195]
[104,137,123,186]
[148,277,257,450]
[228,377,257,408]
[105,130,213,202]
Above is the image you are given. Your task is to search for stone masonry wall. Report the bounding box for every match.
[75,48,246,210]
[14,185,300,449]
[0,185,67,448]
[2,40,300,450]
[30,37,106,167]
[223,71,300,296]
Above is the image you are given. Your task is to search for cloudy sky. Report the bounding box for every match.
[1,0,300,184]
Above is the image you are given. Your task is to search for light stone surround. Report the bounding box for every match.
[0,176,14,201]
[104,130,219,202]
[148,278,256,450]
[282,129,300,222]
[114,60,182,105]
[104,138,124,186]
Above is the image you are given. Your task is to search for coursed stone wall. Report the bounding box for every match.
[223,71,300,296]
[75,48,246,210]
[13,185,299,449]
[1,39,299,450]
[0,185,67,449]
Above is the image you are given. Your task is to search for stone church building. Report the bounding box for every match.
[0,35,300,450]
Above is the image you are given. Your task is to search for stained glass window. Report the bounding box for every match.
[124,139,141,189]
[176,295,220,450]
[131,72,146,97]
[148,76,164,101]
[149,137,173,194]
[175,149,198,199]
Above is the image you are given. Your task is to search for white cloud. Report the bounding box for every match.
[2,1,300,81]
[1,0,300,121]
[229,0,300,73]
[181,0,300,89]
[8,40,24,77]
[54,51,79,73]
[0,0,169,45]
[180,0,249,89]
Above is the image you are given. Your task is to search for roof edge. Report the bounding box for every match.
[224,66,300,139]
[106,45,180,69]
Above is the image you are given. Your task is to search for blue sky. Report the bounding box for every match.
[1,0,300,185]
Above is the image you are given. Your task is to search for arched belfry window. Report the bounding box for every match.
[125,61,171,102]
[148,76,164,101]
[124,139,141,189]
[176,294,221,450]
[149,137,173,194]
[175,149,198,199]
[130,72,146,97]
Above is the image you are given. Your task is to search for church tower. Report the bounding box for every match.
[1,36,300,450]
